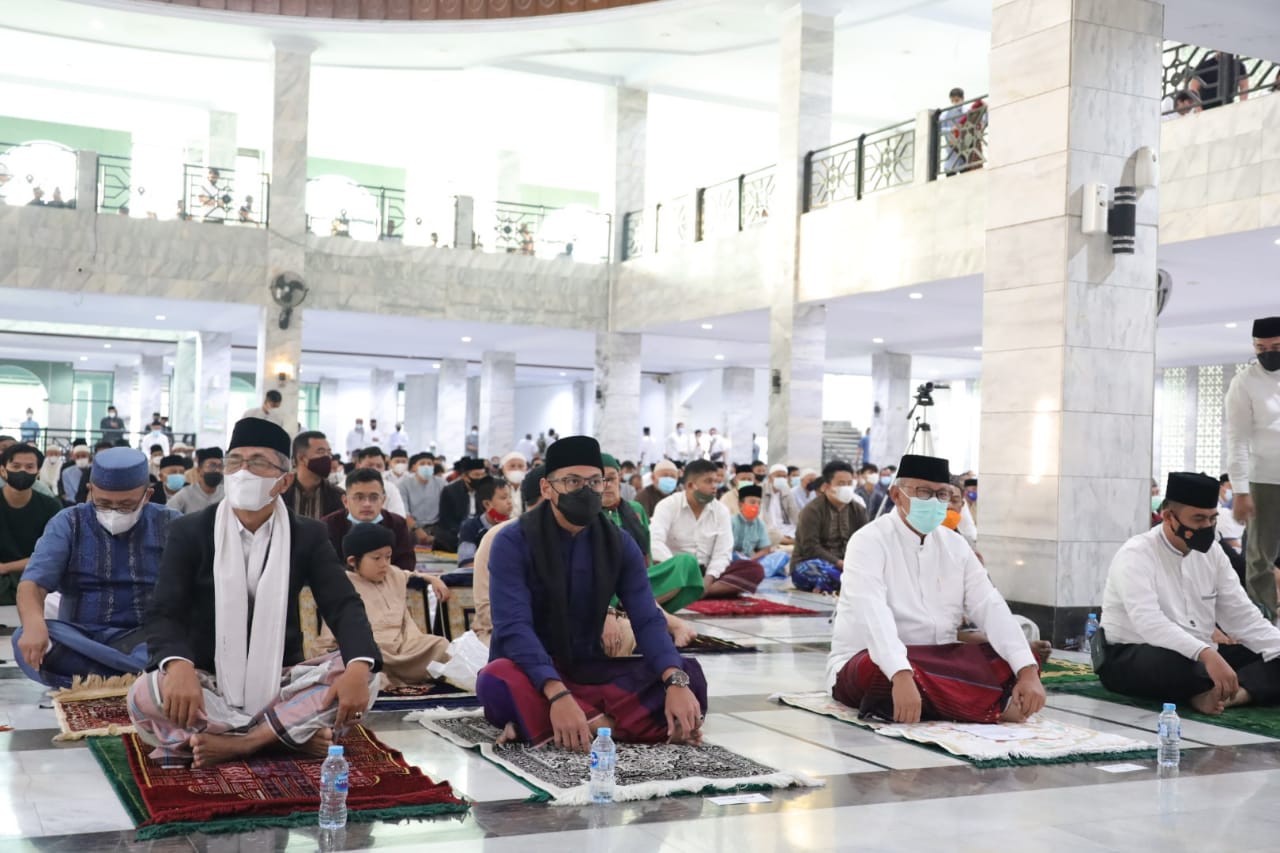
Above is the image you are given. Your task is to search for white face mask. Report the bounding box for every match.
[75,458,91,469]
[392,462,408,476]
[415,465,432,481]
[96,505,144,536]
[773,477,787,492]
[223,469,282,511]
[834,485,857,505]
[506,469,527,485]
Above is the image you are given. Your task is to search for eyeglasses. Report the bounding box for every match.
[92,495,146,513]
[903,486,953,501]
[548,475,606,493]
[348,492,384,504]
[202,462,225,472]
[225,454,287,476]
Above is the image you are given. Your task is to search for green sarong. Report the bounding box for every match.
[650,553,704,614]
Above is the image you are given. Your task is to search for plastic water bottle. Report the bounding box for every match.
[1158,703,1181,774]
[589,727,617,804]
[319,744,350,829]
[1083,613,1100,654]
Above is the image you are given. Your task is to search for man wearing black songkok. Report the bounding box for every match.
[435,456,490,553]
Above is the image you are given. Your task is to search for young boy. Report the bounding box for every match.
[317,523,451,687]
[731,484,790,578]
[457,477,513,569]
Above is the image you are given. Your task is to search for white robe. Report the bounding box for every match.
[826,512,1036,690]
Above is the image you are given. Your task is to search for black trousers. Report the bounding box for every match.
[1099,642,1280,705]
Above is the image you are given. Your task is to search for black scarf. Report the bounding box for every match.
[608,499,651,560]
[518,501,622,683]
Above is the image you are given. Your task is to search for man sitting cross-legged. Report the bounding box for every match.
[477,436,707,751]
[14,448,179,688]
[650,459,764,599]
[1097,471,1280,715]
[827,454,1046,724]
[127,418,382,768]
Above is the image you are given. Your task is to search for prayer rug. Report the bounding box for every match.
[1039,658,1100,685]
[51,674,137,741]
[681,635,759,655]
[415,548,460,565]
[372,682,482,712]
[410,710,822,806]
[88,726,469,840]
[682,597,820,617]
[1047,681,1280,739]
[771,692,1154,769]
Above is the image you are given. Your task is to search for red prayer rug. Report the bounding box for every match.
[683,596,820,617]
[89,726,469,840]
[51,674,138,741]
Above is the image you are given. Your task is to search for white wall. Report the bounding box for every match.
[513,384,575,444]
[640,374,667,440]
[320,379,374,456]
[822,374,874,426]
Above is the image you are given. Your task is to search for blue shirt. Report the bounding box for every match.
[21,502,179,632]
[20,419,39,442]
[731,514,771,555]
[488,519,683,690]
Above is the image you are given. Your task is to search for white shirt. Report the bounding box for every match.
[639,435,658,467]
[707,435,724,459]
[142,430,170,456]
[650,491,734,578]
[389,430,410,452]
[1217,502,1245,541]
[826,513,1037,690]
[1225,361,1280,493]
[242,406,283,426]
[664,431,683,461]
[380,477,407,517]
[1101,525,1280,662]
[515,438,537,462]
[346,428,366,457]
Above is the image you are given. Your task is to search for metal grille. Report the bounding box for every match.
[1194,364,1224,475]
[1159,367,1187,484]
[862,122,915,195]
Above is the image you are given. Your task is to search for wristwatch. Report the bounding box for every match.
[663,670,691,690]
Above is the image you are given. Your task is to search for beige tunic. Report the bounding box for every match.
[317,568,449,687]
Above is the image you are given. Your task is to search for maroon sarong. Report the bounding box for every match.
[833,642,1021,724]
[713,560,765,595]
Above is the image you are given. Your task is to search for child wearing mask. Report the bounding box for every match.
[456,477,513,569]
[731,485,791,578]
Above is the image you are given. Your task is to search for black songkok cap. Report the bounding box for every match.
[1165,472,1219,510]
[522,465,546,506]
[159,454,188,470]
[734,463,753,474]
[1252,316,1280,338]
[737,484,763,501]
[963,478,978,487]
[196,447,224,464]
[457,456,487,473]
[544,435,603,476]
[228,417,291,459]
[897,454,951,484]
[342,522,396,561]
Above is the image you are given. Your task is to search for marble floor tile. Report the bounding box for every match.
[1047,693,1277,746]
[371,729,535,803]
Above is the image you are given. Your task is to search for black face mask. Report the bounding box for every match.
[5,471,36,491]
[203,472,224,488]
[1258,351,1280,373]
[556,486,602,526]
[1171,515,1216,553]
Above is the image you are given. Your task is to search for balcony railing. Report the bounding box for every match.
[0,140,78,208]
[805,119,915,212]
[305,178,405,240]
[183,163,269,226]
[479,200,612,263]
[936,96,988,178]
[96,154,131,214]
[622,209,646,260]
[1162,43,1279,113]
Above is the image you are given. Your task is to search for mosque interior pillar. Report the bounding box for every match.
[110,364,139,440]
[594,332,642,462]
[196,331,233,450]
[403,373,438,454]
[479,351,517,459]
[436,359,468,461]
[171,335,199,442]
[369,368,398,440]
[721,367,756,466]
[136,354,165,439]
[869,352,913,468]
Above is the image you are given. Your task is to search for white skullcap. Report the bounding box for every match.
[769,464,788,475]
[800,468,818,478]
[500,451,526,467]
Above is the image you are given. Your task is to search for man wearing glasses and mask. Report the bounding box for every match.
[477,436,708,753]
[128,418,380,768]
[826,454,1046,725]
[13,448,180,688]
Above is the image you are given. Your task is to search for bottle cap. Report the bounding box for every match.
[597,727,612,738]
[1162,702,1176,712]
[328,745,344,757]
[1088,613,1097,618]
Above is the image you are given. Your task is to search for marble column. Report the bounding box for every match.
[466,377,481,445]
[136,354,164,436]
[767,5,833,471]
[721,367,756,466]
[208,110,238,170]
[197,332,233,449]
[479,351,517,459]
[369,368,398,439]
[604,87,647,263]
[436,359,468,461]
[869,352,912,467]
[171,336,199,440]
[571,380,594,437]
[664,373,689,432]
[403,373,438,454]
[454,195,475,250]
[259,42,313,434]
[594,332,642,462]
[111,364,138,439]
[75,150,96,221]
[980,0,1162,644]
[318,377,340,449]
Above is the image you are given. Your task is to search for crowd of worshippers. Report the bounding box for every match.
[1,315,1276,766]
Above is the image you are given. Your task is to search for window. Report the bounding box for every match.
[299,383,320,432]
[72,371,114,442]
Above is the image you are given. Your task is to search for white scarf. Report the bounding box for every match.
[212,497,291,713]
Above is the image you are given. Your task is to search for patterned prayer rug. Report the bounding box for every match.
[681,635,759,655]
[772,692,1154,768]
[683,597,820,617]
[411,710,822,805]
[1039,658,1100,685]
[1047,681,1280,739]
[51,674,137,741]
[372,682,482,712]
[88,726,469,840]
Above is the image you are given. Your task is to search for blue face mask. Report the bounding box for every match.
[165,474,187,491]
[348,513,384,525]
[905,496,948,535]
[880,476,892,487]
[790,476,801,488]
[657,476,678,495]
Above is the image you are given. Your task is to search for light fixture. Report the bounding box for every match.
[431,362,441,369]
[1015,560,1025,567]
[103,343,112,349]
[1225,322,1238,329]
[90,19,105,29]
[559,371,567,377]
[700,323,713,330]
[460,336,472,343]
[273,360,295,385]
[714,354,725,361]
[973,345,983,352]
[908,292,923,300]
[872,337,884,344]
[1273,238,1280,246]
[79,356,88,361]
[154,314,166,321]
